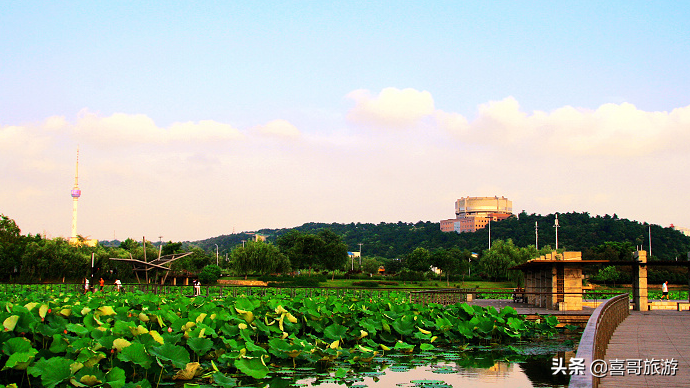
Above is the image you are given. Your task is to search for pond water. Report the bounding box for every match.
[238,341,576,388]
[296,358,570,388]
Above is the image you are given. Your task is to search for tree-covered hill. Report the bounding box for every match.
[192,212,690,261]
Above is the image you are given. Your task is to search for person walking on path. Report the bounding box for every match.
[99,278,105,291]
[84,278,90,294]
[115,279,122,292]
[662,280,670,300]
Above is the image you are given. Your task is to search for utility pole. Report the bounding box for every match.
[535,221,539,250]
[358,243,363,266]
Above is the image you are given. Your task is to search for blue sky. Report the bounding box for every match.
[2,2,690,242]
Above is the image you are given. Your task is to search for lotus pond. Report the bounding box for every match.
[0,288,572,388]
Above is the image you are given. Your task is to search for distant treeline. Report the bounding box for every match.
[191,212,690,262]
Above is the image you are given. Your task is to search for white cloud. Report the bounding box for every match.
[73,111,243,146]
[2,93,690,242]
[346,87,435,128]
[252,119,301,139]
[437,97,690,157]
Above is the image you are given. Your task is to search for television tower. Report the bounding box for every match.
[70,148,81,242]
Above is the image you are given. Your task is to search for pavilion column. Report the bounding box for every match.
[632,250,648,311]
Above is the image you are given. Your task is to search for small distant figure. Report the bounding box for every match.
[84,278,90,294]
[662,281,669,300]
[115,279,122,292]
[99,278,105,291]
[194,279,201,296]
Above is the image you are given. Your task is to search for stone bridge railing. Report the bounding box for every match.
[569,293,630,388]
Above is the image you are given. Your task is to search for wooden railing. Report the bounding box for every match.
[408,288,475,305]
[569,293,629,388]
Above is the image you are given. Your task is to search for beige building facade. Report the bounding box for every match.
[440,196,513,233]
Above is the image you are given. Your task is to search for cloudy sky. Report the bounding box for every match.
[2,2,689,242]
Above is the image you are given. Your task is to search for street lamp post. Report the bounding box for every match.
[554,214,560,250]
[214,244,219,266]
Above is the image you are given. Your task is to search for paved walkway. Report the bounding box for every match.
[599,310,690,388]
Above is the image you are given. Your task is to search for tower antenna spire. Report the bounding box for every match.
[70,147,82,242]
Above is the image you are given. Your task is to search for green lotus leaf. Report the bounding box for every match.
[393,341,414,352]
[3,348,38,370]
[113,320,135,336]
[544,315,559,327]
[105,367,126,388]
[420,343,435,351]
[117,343,152,368]
[66,323,90,337]
[187,337,213,356]
[391,316,415,336]
[27,357,74,388]
[150,343,190,368]
[2,337,32,355]
[122,379,152,388]
[211,372,237,388]
[234,357,269,379]
[42,334,65,354]
[323,323,347,340]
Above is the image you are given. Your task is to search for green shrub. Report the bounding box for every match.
[198,264,222,284]
[260,274,326,288]
[352,281,380,287]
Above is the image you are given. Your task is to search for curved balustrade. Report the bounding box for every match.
[569,293,629,388]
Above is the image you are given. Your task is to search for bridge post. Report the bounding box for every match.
[632,250,648,311]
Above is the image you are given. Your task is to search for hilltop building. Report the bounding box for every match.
[440,196,513,233]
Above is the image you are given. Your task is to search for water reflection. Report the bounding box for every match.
[288,349,572,388]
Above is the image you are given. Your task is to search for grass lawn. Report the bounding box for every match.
[219,275,515,290]
[317,278,515,290]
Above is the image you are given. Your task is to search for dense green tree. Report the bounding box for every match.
[170,246,212,273]
[276,230,324,271]
[360,257,382,275]
[316,229,348,280]
[431,247,471,286]
[198,264,222,284]
[21,238,90,281]
[405,247,431,272]
[479,239,520,281]
[591,265,622,287]
[229,240,290,278]
[0,214,26,280]
[119,238,139,251]
[162,241,184,255]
